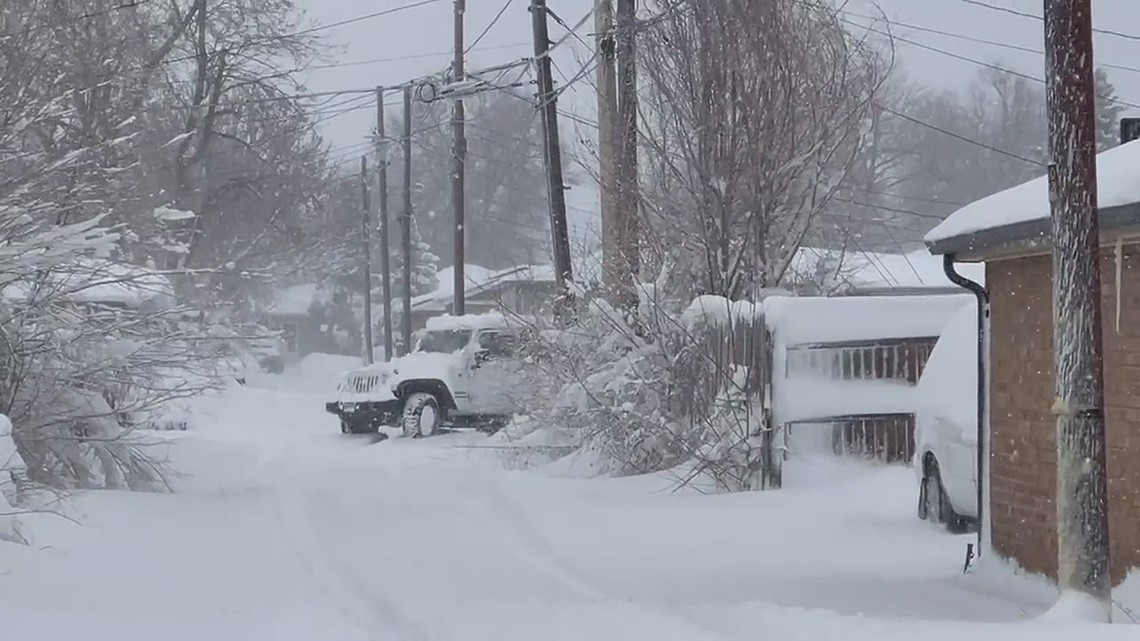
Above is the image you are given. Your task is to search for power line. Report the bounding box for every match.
[847,17,1140,111]
[467,0,517,53]
[0,0,152,39]
[875,102,1046,166]
[309,41,530,73]
[960,0,1140,43]
[843,12,1140,76]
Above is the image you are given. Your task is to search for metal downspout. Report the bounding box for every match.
[942,254,990,558]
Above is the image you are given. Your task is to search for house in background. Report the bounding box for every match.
[401,264,560,334]
[925,138,1140,586]
[789,247,985,297]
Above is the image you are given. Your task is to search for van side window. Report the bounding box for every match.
[479,331,516,358]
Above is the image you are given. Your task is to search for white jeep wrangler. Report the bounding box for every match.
[325,313,524,438]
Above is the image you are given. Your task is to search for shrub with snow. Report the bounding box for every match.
[0,414,28,543]
[518,289,775,491]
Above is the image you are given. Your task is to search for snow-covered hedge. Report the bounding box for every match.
[518,289,777,492]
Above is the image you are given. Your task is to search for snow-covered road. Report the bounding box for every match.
[1,362,1135,639]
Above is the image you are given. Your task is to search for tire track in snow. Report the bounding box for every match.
[462,472,735,640]
[270,480,435,641]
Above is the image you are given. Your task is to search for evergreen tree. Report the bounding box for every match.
[388,217,440,298]
[1095,67,1126,151]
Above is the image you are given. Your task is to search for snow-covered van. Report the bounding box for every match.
[914,303,979,531]
[325,313,524,438]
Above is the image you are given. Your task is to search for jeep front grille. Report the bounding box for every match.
[346,374,382,394]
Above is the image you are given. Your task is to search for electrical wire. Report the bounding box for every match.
[0,0,152,39]
[467,0,517,54]
[960,0,1140,43]
[843,11,1140,77]
[874,102,1045,166]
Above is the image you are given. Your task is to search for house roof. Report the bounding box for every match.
[409,263,556,313]
[267,283,331,317]
[924,139,1140,258]
[790,247,984,292]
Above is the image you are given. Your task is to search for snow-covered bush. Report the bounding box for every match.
[0,414,28,544]
[518,288,778,491]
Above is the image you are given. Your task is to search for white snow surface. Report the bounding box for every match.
[2,360,1138,639]
[763,294,974,346]
[925,138,1140,244]
[424,311,509,332]
[917,302,980,443]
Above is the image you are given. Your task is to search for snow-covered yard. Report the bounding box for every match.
[0,357,1135,640]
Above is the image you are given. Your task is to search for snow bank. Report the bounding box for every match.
[926,138,1140,243]
[1037,591,1113,623]
[1117,572,1140,621]
[763,294,974,346]
[0,414,27,543]
[916,302,979,443]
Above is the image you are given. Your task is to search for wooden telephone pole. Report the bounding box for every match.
[376,87,394,362]
[360,156,374,365]
[401,86,415,355]
[613,0,639,311]
[595,0,619,299]
[1043,0,1112,617]
[452,0,468,315]
[530,0,573,289]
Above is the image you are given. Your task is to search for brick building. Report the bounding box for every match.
[925,139,1140,585]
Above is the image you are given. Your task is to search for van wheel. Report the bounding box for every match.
[401,393,441,438]
[920,458,964,531]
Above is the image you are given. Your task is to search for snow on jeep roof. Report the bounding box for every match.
[424,312,509,332]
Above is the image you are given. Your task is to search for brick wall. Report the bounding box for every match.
[988,248,1140,584]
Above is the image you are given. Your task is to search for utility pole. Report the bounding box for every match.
[401,86,415,355]
[452,0,468,316]
[530,0,573,290]
[1043,0,1112,618]
[595,0,619,301]
[360,156,374,365]
[376,87,394,362]
[614,0,640,313]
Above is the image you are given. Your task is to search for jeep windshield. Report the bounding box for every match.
[415,329,472,354]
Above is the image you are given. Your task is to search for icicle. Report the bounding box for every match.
[1115,238,1123,334]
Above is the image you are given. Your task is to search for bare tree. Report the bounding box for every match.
[637,0,885,301]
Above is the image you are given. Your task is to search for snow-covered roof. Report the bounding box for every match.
[410,263,556,313]
[924,139,1140,255]
[268,283,331,317]
[763,294,974,347]
[790,247,984,292]
[2,259,176,309]
[424,312,508,332]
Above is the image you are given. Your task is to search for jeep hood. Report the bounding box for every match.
[359,351,463,381]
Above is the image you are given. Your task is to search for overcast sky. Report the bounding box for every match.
[298,0,1140,148]
[296,0,1140,239]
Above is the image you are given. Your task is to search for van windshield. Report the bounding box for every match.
[416,329,472,354]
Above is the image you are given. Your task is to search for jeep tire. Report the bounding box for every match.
[401,392,442,438]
